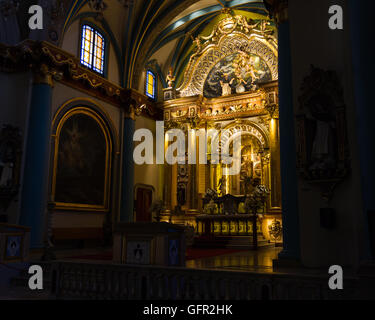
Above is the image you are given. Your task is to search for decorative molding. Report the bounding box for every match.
[162,81,278,125]
[0,40,162,120]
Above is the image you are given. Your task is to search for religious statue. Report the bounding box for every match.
[296,66,349,189]
[246,56,260,81]
[190,35,203,60]
[306,95,336,171]
[231,51,260,94]
[0,125,22,212]
[220,74,234,96]
[0,161,13,187]
[177,184,186,206]
[235,15,260,33]
[218,176,226,196]
[166,67,176,88]
[240,149,254,194]
[149,199,164,222]
[0,130,17,187]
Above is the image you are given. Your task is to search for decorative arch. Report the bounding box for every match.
[51,100,117,212]
[213,120,270,153]
[177,14,278,97]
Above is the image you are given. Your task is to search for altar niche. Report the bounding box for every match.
[159,12,281,246]
[160,88,282,245]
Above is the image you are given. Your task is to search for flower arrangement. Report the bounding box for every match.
[244,184,270,214]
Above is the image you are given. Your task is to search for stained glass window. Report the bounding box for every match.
[146,70,156,99]
[80,25,106,75]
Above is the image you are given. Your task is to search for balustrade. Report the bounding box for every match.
[50,261,357,300]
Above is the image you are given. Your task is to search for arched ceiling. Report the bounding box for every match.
[62,0,271,93]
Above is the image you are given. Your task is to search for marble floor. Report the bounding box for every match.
[186,247,282,273]
[27,246,282,273]
[27,246,283,273]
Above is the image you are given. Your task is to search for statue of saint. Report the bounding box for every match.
[0,161,13,187]
[240,151,254,195]
[220,74,234,96]
[0,144,14,187]
[166,67,176,88]
[306,96,336,170]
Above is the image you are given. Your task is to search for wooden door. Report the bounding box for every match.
[135,188,153,222]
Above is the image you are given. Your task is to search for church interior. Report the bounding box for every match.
[0,0,374,300]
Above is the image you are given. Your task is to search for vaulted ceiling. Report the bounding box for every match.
[62,0,271,91]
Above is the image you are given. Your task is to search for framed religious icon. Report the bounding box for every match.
[122,237,155,265]
[51,107,112,211]
[168,239,180,266]
[3,233,23,262]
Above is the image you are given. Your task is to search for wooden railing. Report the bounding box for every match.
[50,261,359,300]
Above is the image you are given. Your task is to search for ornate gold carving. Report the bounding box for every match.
[163,83,277,124]
[178,14,278,97]
[217,120,269,149]
[33,63,54,86]
[265,103,279,119]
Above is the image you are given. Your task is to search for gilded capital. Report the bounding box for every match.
[265,104,279,119]
[33,63,54,86]
[123,104,136,120]
[263,0,288,24]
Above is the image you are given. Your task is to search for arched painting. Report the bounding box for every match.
[203,52,272,98]
[52,108,112,211]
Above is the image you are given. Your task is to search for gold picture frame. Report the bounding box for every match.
[51,106,112,212]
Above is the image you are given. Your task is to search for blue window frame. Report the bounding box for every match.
[145,70,156,100]
[80,24,106,75]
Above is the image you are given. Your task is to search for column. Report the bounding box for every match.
[266,0,301,260]
[348,0,375,258]
[188,162,198,211]
[19,64,53,248]
[163,133,172,213]
[119,104,135,222]
[267,107,282,210]
[188,126,198,212]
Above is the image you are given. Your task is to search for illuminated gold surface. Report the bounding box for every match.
[177,13,278,97]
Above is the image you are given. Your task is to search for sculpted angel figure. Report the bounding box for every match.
[257,20,274,36]
[236,16,260,33]
[190,35,203,60]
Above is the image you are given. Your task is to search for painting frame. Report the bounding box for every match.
[51,106,112,212]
